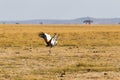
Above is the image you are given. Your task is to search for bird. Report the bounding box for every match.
[39,32,58,47]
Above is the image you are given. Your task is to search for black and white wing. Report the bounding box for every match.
[51,33,58,46]
[39,32,52,45]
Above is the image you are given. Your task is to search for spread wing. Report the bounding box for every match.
[39,32,52,45]
[51,33,58,46]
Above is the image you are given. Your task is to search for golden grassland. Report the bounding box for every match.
[0,24,120,47]
[0,24,120,80]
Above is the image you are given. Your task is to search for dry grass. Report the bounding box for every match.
[0,46,120,80]
[0,24,120,47]
[0,24,120,80]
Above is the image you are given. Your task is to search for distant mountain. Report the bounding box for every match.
[0,17,120,24]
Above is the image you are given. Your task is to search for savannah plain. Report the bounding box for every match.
[0,24,120,80]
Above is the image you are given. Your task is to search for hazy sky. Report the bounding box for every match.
[0,0,120,20]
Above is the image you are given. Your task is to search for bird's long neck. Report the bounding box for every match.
[52,34,58,40]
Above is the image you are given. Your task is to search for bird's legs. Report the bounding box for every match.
[48,48,52,54]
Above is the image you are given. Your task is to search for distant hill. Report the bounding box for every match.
[0,17,120,24]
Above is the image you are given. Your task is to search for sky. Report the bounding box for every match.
[0,0,120,21]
